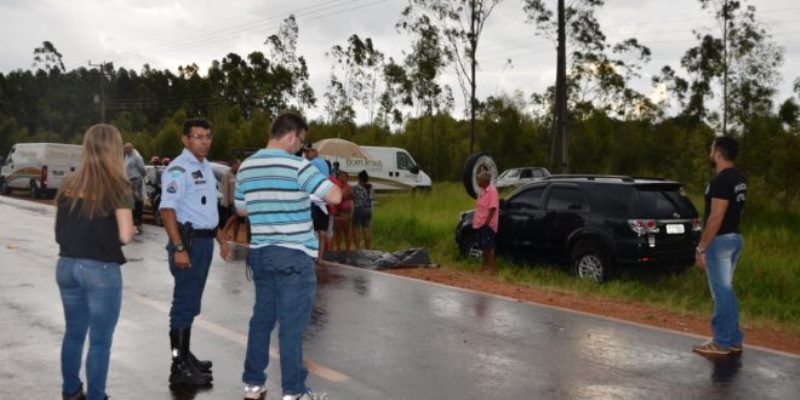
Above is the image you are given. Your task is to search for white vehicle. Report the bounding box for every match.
[495,166,551,189]
[1,143,83,198]
[314,138,432,191]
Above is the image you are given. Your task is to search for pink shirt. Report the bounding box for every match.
[473,185,499,232]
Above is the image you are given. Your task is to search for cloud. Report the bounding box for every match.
[1,0,797,122]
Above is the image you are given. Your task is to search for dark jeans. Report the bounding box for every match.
[167,238,213,329]
[242,246,316,396]
[56,257,122,400]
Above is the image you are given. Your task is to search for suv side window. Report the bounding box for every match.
[532,169,545,178]
[520,169,533,179]
[508,187,545,209]
[546,187,587,211]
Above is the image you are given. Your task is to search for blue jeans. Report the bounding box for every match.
[167,238,213,329]
[242,246,317,396]
[705,233,744,348]
[56,257,122,400]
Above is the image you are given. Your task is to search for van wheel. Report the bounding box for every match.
[0,178,10,195]
[29,181,40,199]
[571,239,612,283]
[459,233,483,260]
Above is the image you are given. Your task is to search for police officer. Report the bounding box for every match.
[160,118,232,386]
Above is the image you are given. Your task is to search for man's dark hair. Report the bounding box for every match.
[358,170,369,183]
[713,136,739,161]
[183,118,211,136]
[270,112,308,139]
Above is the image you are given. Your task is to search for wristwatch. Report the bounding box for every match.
[174,243,186,253]
[695,245,705,255]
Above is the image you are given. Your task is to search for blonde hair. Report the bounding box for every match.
[56,124,131,219]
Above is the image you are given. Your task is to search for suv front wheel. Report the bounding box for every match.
[458,233,484,260]
[572,239,612,283]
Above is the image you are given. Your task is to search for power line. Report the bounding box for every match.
[100,0,348,62]
[102,0,390,65]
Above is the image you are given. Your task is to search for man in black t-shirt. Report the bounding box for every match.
[692,136,747,358]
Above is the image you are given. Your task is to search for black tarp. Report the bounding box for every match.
[324,248,437,270]
[227,242,436,270]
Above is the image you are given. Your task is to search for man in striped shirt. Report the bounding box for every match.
[235,112,341,400]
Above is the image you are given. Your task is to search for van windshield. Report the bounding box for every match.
[499,169,520,178]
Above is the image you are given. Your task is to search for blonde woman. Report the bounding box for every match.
[55,124,135,400]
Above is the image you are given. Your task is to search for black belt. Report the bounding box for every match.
[178,222,217,238]
[192,229,217,238]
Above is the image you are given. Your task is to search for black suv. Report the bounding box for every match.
[455,175,701,282]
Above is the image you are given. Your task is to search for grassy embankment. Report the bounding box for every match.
[369,183,800,332]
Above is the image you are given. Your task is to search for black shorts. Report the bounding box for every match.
[477,225,496,250]
[352,208,372,228]
[312,206,330,232]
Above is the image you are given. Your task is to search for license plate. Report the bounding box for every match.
[666,224,685,235]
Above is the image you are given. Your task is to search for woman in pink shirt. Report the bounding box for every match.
[473,171,499,274]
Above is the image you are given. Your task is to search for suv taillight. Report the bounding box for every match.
[628,219,659,235]
[41,165,48,189]
[692,218,702,232]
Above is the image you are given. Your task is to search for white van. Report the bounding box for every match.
[314,139,432,191]
[0,143,83,198]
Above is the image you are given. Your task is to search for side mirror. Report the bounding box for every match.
[409,165,420,175]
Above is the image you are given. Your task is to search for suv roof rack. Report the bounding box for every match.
[630,176,668,181]
[544,174,635,182]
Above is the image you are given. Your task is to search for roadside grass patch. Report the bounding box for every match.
[369,183,800,332]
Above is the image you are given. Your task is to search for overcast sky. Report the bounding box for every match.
[1,0,798,122]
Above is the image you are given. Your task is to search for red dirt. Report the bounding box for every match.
[388,267,800,355]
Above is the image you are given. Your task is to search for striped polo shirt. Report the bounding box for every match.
[234,148,333,257]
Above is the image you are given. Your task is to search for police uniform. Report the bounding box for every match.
[159,147,218,385]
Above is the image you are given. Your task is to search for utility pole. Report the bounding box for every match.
[722,0,729,136]
[552,0,568,173]
[469,0,478,153]
[88,60,107,123]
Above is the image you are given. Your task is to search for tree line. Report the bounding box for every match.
[0,0,798,207]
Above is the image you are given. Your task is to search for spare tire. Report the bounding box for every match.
[462,152,498,199]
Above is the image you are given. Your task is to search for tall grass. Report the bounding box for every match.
[370,183,800,332]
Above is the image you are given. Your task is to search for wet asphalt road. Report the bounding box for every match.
[1,194,799,400]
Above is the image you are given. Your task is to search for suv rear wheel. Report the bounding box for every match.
[572,239,612,283]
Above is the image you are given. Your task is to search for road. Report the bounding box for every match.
[1,194,798,399]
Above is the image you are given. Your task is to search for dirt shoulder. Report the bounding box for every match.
[388,267,800,356]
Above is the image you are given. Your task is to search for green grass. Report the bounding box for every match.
[370,183,800,333]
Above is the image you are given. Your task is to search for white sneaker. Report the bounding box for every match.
[283,390,329,400]
[244,384,267,400]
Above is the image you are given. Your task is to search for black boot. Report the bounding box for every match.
[62,383,86,400]
[169,328,212,386]
[185,327,213,373]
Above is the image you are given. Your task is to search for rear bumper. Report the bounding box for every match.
[615,235,698,267]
